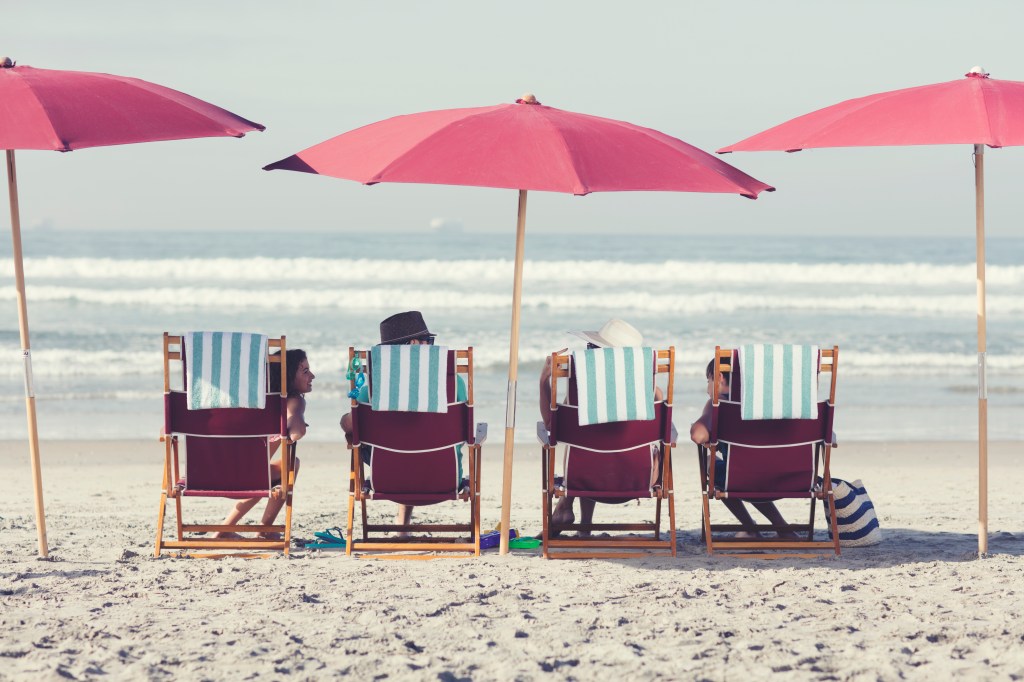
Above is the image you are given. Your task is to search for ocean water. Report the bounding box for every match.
[2,229,1023,443]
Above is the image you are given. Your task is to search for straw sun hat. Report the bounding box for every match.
[568,318,643,348]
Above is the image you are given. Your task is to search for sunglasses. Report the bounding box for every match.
[406,336,434,345]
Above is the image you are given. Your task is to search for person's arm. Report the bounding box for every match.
[689,399,713,445]
[286,395,307,442]
[539,357,554,431]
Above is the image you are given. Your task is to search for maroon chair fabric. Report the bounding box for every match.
[164,391,285,498]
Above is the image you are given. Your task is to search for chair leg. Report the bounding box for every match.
[654,496,663,540]
[174,496,184,541]
[154,492,167,558]
[283,492,293,557]
[701,493,714,555]
[666,455,677,557]
[827,491,841,556]
[807,492,818,542]
[541,447,553,559]
[473,446,481,556]
[360,498,369,541]
[155,454,171,557]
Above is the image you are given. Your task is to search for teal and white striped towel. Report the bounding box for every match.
[370,344,449,413]
[185,332,268,410]
[573,347,655,426]
[739,344,818,420]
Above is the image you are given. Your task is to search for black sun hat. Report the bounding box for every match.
[379,310,436,345]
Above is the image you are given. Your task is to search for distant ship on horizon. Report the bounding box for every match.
[429,217,464,234]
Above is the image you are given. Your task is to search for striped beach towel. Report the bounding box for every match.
[573,347,655,426]
[739,344,818,420]
[370,344,449,413]
[185,331,267,410]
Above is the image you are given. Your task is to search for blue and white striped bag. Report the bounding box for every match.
[824,478,882,547]
[370,344,448,413]
[185,331,267,410]
[573,346,655,426]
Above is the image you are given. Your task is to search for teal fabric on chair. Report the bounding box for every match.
[572,346,655,426]
[739,343,818,420]
[369,344,449,413]
[185,331,268,410]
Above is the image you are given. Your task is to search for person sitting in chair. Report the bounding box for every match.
[690,359,796,539]
[539,318,664,537]
[340,310,467,532]
[215,348,313,539]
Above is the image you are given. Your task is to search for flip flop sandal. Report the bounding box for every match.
[303,541,346,550]
[313,527,347,544]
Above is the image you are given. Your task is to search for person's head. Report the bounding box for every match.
[270,349,313,396]
[379,310,436,346]
[568,318,643,348]
[705,358,729,399]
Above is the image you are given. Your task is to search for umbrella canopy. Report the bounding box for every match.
[719,67,1016,556]
[720,68,1024,151]
[2,58,263,557]
[266,94,773,553]
[1,63,263,149]
[265,97,772,196]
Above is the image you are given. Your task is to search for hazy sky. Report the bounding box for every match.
[6,1,1024,236]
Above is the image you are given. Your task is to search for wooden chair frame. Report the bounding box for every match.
[698,345,841,559]
[540,347,677,559]
[345,346,483,559]
[154,333,296,558]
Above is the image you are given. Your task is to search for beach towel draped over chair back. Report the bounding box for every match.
[369,344,449,413]
[539,348,677,559]
[572,346,656,425]
[738,344,818,420]
[156,333,295,558]
[699,345,840,558]
[184,331,268,410]
[345,346,485,557]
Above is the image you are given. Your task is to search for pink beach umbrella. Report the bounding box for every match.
[265,94,773,554]
[719,67,1024,555]
[1,58,264,557]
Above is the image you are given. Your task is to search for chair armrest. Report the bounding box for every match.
[475,423,488,445]
[536,421,551,446]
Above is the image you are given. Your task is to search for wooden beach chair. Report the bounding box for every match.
[698,345,841,558]
[538,347,677,559]
[345,346,485,558]
[154,333,296,558]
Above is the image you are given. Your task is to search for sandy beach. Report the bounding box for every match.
[1,439,1022,680]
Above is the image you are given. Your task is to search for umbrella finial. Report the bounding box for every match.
[966,65,990,78]
[1,57,15,68]
[516,93,541,105]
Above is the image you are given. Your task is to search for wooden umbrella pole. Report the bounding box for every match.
[974,144,988,556]
[6,150,49,558]
[499,189,528,555]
